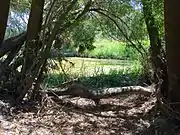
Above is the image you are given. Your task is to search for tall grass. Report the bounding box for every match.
[43,59,144,88]
[44,39,149,88]
[86,39,140,60]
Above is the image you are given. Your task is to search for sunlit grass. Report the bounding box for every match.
[85,39,150,60]
[44,57,143,88]
[87,39,137,60]
[47,57,134,77]
[44,38,148,88]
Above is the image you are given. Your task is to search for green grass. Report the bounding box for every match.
[86,39,140,60]
[44,58,145,88]
[47,57,134,77]
[44,38,150,88]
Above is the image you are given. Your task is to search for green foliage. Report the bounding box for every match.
[71,20,97,53]
[8,0,153,60]
[128,11,148,40]
[87,39,140,60]
[80,61,143,89]
[43,59,145,88]
[152,0,164,37]
[92,0,147,42]
[11,0,30,12]
[43,73,70,88]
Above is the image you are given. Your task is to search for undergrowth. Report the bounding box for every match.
[83,39,149,60]
[86,39,139,60]
[43,60,147,88]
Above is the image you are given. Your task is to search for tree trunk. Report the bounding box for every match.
[0,32,26,58]
[164,0,180,111]
[15,0,80,103]
[15,0,45,103]
[0,0,10,45]
[142,0,168,98]
[23,0,44,72]
[0,0,89,104]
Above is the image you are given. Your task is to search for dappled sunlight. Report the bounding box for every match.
[0,0,176,134]
[0,90,155,135]
[48,57,134,76]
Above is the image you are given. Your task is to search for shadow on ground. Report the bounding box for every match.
[3,89,180,135]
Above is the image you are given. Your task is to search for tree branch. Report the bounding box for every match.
[0,32,27,58]
[90,8,146,57]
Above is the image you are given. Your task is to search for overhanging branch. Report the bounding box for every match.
[90,8,146,57]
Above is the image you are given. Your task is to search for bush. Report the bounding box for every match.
[87,39,139,60]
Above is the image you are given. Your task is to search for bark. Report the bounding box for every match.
[44,82,152,105]
[0,0,93,104]
[0,0,10,45]
[15,0,45,103]
[142,0,168,98]
[29,59,47,101]
[142,0,161,78]
[164,0,180,111]
[16,0,79,103]
[13,0,91,103]
[42,0,78,56]
[0,33,26,94]
[23,0,45,72]
[0,32,26,58]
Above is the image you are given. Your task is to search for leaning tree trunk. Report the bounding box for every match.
[0,0,27,100]
[142,0,168,98]
[164,0,180,112]
[15,0,79,103]
[0,0,10,45]
[0,0,91,104]
[15,0,45,103]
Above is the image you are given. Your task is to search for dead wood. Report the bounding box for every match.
[98,85,154,98]
[43,83,154,105]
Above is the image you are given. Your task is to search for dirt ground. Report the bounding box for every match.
[0,90,158,135]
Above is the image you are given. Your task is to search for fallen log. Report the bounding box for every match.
[43,82,154,105]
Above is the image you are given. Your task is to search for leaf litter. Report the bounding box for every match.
[0,88,156,135]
